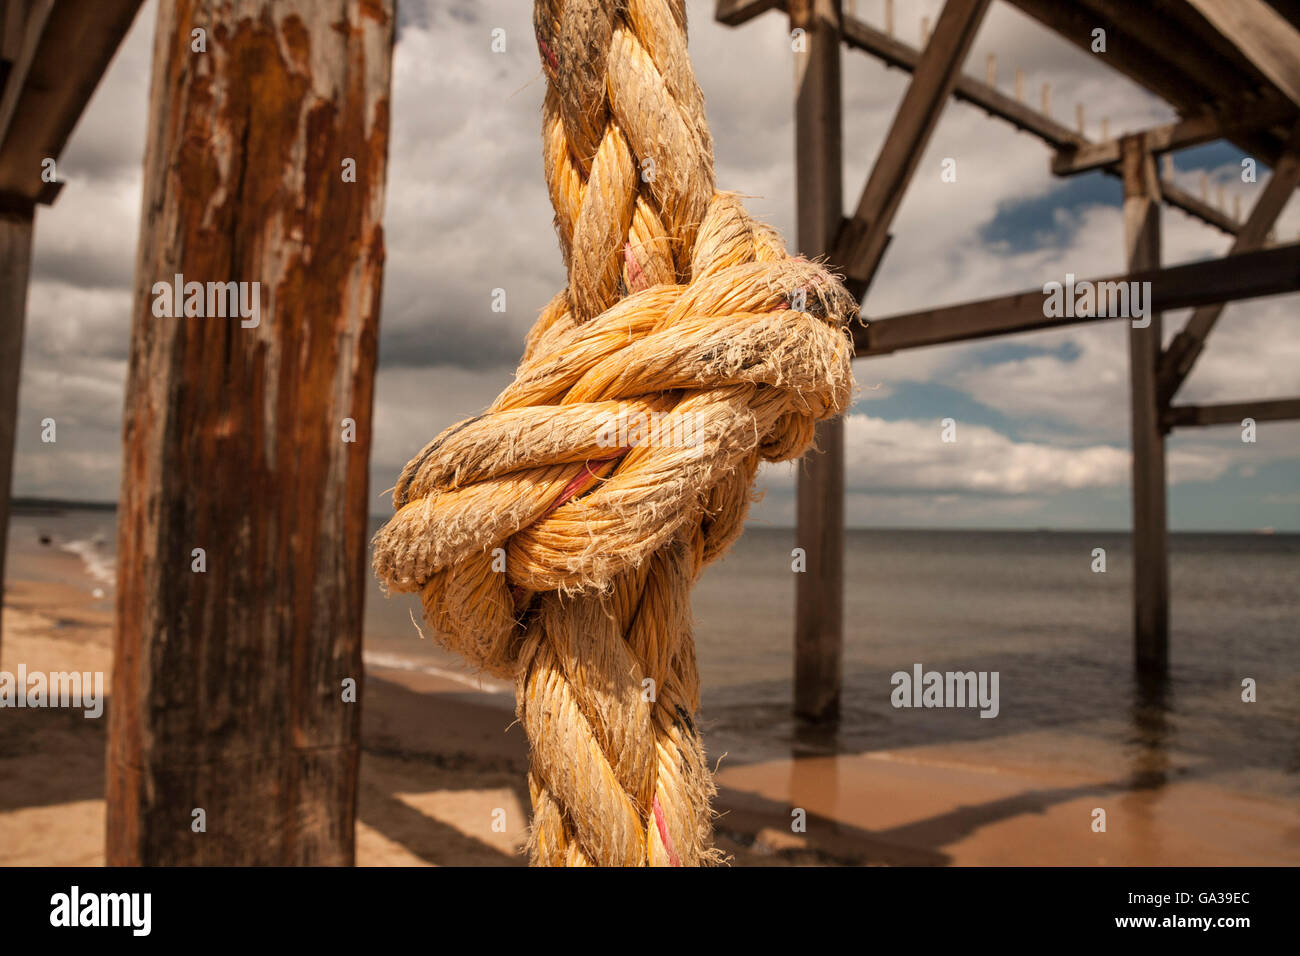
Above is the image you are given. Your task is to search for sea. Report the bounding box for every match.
[7,504,1299,797]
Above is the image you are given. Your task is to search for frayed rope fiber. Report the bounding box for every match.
[372,0,857,866]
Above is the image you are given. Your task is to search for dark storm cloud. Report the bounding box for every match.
[377,314,525,370]
[30,246,135,293]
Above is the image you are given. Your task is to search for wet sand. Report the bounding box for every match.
[2,575,1297,866]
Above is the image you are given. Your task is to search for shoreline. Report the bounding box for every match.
[11,498,1300,536]
[3,573,1299,865]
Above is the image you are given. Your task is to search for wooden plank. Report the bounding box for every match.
[1121,135,1168,676]
[854,241,1300,355]
[1186,0,1300,107]
[1164,398,1300,428]
[1085,0,1270,95]
[1052,100,1298,177]
[792,0,844,724]
[837,8,1242,234]
[106,0,394,866]
[1008,0,1217,108]
[716,0,782,26]
[1160,121,1300,402]
[0,205,32,655]
[835,0,992,294]
[1006,0,1290,165]
[0,0,142,204]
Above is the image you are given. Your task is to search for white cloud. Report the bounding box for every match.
[9,0,1297,531]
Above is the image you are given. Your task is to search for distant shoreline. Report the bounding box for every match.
[9,497,1295,535]
[10,497,117,514]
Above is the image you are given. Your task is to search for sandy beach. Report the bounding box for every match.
[3,567,1297,867]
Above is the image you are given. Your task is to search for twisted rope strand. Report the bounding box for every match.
[373,0,856,865]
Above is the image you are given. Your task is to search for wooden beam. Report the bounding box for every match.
[1006,0,1290,166]
[1164,398,1300,428]
[1007,0,1217,108]
[716,0,782,26]
[2,0,30,62]
[1160,122,1300,402]
[835,0,992,295]
[107,0,394,866]
[0,205,32,654]
[0,0,142,204]
[854,241,1300,355]
[1121,135,1168,676]
[1186,0,1300,108]
[840,11,1082,149]
[1087,0,1274,97]
[836,9,1242,234]
[1266,0,1300,33]
[792,0,844,725]
[0,0,51,147]
[1052,100,1298,177]
[1159,178,1243,235]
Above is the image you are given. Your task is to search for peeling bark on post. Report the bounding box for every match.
[107,0,394,866]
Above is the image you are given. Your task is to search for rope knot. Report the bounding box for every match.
[374,0,857,866]
[373,193,854,676]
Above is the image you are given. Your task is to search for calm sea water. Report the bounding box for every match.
[9,507,1298,794]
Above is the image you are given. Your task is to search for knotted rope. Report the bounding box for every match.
[373,0,856,866]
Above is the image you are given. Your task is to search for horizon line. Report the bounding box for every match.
[9,496,1295,536]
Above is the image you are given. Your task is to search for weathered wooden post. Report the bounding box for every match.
[1121,135,1169,674]
[792,0,846,723]
[107,0,394,865]
[0,202,33,643]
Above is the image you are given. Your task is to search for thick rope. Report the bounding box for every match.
[373,0,856,866]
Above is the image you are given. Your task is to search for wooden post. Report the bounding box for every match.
[986,52,996,87]
[792,0,844,723]
[1121,135,1169,674]
[1014,68,1024,102]
[1076,102,1085,134]
[106,0,394,865]
[885,0,894,36]
[0,203,34,643]
[1041,81,1051,115]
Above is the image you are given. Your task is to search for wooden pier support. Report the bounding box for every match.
[719,0,1300,694]
[1121,136,1169,674]
[0,204,33,646]
[106,0,394,865]
[792,0,845,723]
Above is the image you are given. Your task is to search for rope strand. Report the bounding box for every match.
[373,0,856,866]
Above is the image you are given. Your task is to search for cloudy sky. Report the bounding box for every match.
[12,0,1300,530]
